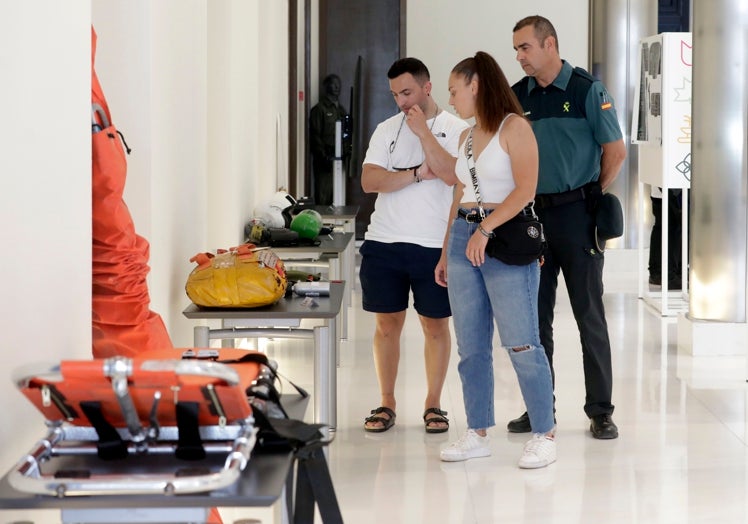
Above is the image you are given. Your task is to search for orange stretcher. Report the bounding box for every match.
[8,348,264,497]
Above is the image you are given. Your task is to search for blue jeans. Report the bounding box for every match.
[447,213,555,433]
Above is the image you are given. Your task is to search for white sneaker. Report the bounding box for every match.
[440,429,491,462]
[518,433,557,469]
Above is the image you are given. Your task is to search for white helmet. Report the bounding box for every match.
[252,203,285,228]
[253,190,297,228]
[269,190,297,212]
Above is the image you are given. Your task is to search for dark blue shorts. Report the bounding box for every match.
[359,240,451,318]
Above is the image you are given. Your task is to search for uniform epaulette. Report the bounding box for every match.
[572,67,595,83]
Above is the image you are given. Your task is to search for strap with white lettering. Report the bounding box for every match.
[464,128,487,220]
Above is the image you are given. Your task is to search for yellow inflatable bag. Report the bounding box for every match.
[186,243,287,307]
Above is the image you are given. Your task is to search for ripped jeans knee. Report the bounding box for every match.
[504,343,555,433]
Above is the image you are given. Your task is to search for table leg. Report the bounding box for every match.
[329,316,337,428]
[221,320,236,348]
[341,241,354,342]
[313,320,336,429]
[328,256,348,343]
[278,468,293,524]
[194,326,210,348]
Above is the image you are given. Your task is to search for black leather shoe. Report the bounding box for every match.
[507,412,531,433]
[507,411,557,433]
[590,413,618,439]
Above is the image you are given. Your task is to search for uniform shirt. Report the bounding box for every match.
[363,109,468,247]
[512,60,623,194]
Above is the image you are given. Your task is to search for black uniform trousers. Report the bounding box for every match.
[537,199,614,418]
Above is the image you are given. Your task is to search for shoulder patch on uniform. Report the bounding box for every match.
[599,89,614,110]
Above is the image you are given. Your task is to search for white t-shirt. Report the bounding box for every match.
[362,109,468,247]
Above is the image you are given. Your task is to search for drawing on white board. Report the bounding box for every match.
[675,152,691,182]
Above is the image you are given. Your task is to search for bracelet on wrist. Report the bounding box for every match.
[477,224,494,238]
[413,167,421,183]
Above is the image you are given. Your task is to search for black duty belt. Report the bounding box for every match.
[535,186,590,210]
[457,208,483,223]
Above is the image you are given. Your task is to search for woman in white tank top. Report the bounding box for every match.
[436,51,557,469]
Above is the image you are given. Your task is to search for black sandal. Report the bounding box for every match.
[364,406,396,433]
[423,408,449,434]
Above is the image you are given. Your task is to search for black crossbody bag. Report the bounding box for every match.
[465,128,545,265]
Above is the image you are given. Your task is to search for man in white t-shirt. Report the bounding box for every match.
[360,57,468,434]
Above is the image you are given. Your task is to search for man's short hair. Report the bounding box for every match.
[513,15,559,52]
[387,57,430,84]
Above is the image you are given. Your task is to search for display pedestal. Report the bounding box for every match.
[632,32,692,316]
[637,184,689,317]
[677,313,747,356]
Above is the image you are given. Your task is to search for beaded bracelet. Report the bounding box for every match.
[413,167,421,183]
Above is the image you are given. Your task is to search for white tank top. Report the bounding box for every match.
[456,114,517,204]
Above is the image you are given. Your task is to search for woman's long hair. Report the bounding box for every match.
[451,51,523,134]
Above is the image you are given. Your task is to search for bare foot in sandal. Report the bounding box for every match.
[423,408,449,433]
[364,406,396,432]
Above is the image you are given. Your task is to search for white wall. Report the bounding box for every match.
[407,1,590,115]
[90,0,288,347]
[0,0,288,509]
[90,0,209,350]
[0,1,92,519]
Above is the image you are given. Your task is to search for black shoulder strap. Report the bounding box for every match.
[251,410,342,524]
[216,352,309,399]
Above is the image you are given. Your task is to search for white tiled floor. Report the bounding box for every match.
[247,248,748,524]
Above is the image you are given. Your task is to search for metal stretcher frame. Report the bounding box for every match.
[8,356,258,498]
[0,395,310,524]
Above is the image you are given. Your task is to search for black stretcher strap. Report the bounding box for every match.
[80,401,128,460]
[175,401,206,460]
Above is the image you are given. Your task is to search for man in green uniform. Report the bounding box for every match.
[509,15,627,439]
